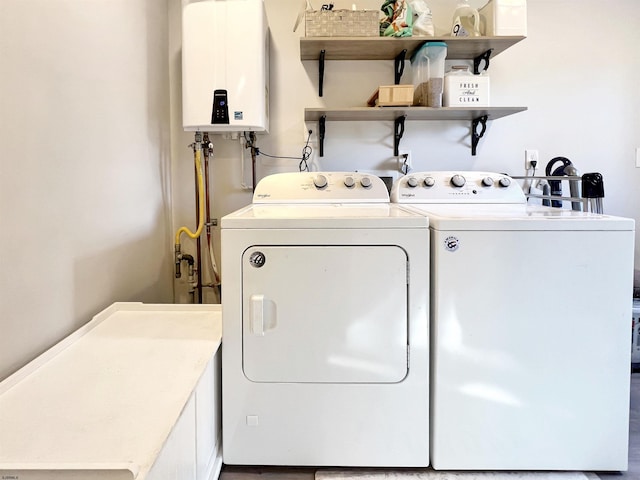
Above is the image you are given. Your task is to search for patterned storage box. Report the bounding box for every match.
[305,9,380,37]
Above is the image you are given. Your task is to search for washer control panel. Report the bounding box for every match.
[253,172,390,203]
[390,171,526,204]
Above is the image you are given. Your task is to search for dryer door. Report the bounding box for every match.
[242,245,408,383]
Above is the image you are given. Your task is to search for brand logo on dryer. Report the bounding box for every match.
[444,236,460,252]
[249,251,266,268]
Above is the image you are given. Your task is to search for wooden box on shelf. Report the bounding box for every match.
[367,85,414,107]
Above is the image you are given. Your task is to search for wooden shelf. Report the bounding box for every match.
[299,36,527,155]
[306,107,528,156]
[300,36,526,61]
[304,106,528,122]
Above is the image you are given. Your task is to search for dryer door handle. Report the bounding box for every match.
[250,294,266,336]
[249,294,277,335]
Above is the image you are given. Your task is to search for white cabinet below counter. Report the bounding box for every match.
[0,302,222,480]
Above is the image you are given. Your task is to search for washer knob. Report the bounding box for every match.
[424,177,435,187]
[482,176,494,187]
[313,174,328,189]
[344,176,355,188]
[360,176,372,188]
[451,174,466,188]
[499,177,511,187]
[406,177,419,188]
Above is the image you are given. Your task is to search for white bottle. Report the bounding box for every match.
[451,0,480,37]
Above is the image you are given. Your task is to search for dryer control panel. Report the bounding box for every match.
[391,171,526,204]
[253,172,390,204]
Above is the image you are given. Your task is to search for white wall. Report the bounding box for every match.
[2,0,637,378]
[0,0,174,380]
[170,0,640,300]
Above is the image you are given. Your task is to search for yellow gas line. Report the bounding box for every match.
[175,145,205,248]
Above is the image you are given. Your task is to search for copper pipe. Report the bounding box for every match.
[193,142,203,303]
[203,133,212,250]
[202,134,221,301]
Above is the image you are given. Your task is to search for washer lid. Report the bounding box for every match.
[222,204,428,229]
[407,204,635,231]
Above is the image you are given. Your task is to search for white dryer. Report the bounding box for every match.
[391,171,635,471]
[221,172,430,467]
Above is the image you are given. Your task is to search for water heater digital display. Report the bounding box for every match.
[212,89,229,124]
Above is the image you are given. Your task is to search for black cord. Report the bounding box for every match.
[248,131,313,172]
[257,151,301,160]
[299,130,312,172]
[242,131,313,172]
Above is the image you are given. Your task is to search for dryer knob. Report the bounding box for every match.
[360,176,372,188]
[482,176,494,187]
[451,174,466,188]
[499,177,511,187]
[313,174,328,189]
[424,177,435,187]
[406,177,419,188]
[344,176,355,188]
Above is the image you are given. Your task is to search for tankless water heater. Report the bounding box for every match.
[182,0,269,132]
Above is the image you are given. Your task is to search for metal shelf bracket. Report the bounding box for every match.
[394,115,406,156]
[319,115,326,157]
[394,49,407,85]
[473,48,493,74]
[319,49,326,97]
[471,115,488,156]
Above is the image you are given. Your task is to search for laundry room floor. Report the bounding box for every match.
[220,374,640,480]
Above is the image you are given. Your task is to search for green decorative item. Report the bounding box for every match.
[380,0,413,37]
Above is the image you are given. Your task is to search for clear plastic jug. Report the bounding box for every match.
[451,0,481,37]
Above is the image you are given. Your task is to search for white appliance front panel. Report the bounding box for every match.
[430,227,633,471]
[222,226,430,467]
[242,245,408,383]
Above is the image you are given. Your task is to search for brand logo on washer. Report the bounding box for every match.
[444,236,460,252]
[249,251,266,268]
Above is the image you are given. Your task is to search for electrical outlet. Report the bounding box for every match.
[525,149,539,170]
[303,125,314,143]
[398,150,412,174]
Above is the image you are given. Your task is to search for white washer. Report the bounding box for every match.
[391,171,635,471]
[221,172,430,467]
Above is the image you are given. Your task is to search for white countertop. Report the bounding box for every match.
[0,302,222,480]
